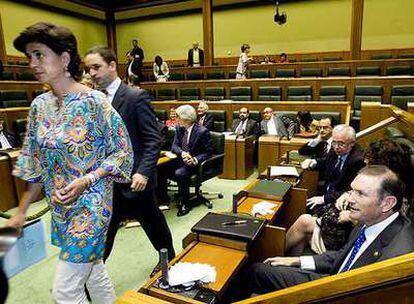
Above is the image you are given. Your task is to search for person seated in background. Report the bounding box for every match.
[301,125,365,215]
[260,107,289,138]
[249,165,414,295]
[260,55,273,64]
[187,42,204,67]
[296,111,318,134]
[166,107,178,129]
[197,101,214,131]
[171,105,212,216]
[153,55,169,82]
[0,119,19,149]
[277,52,289,63]
[236,43,253,79]
[128,74,141,88]
[231,107,258,137]
[298,116,333,159]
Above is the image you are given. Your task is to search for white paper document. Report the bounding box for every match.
[3,219,48,278]
[168,262,216,287]
[252,201,278,216]
[269,166,299,177]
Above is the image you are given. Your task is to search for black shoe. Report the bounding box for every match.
[177,205,191,217]
[149,262,161,278]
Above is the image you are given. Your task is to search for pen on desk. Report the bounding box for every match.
[222,220,248,226]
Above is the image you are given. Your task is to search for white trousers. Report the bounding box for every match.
[52,260,116,304]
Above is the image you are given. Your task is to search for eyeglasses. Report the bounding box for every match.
[332,140,351,148]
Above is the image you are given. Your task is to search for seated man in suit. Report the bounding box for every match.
[231,107,258,137]
[260,107,289,138]
[171,105,212,216]
[301,124,365,214]
[0,119,19,150]
[298,116,333,159]
[250,165,414,295]
[197,101,215,131]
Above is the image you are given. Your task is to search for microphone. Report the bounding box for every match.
[158,248,170,289]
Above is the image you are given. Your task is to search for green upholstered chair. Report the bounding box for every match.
[300,68,322,77]
[0,71,14,80]
[187,72,202,80]
[276,68,295,78]
[168,73,185,81]
[232,110,261,122]
[208,110,227,132]
[356,66,381,76]
[385,127,405,139]
[391,85,414,110]
[230,87,252,101]
[250,70,270,78]
[353,86,384,128]
[156,88,176,101]
[228,71,237,79]
[206,72,224,79]
[204,87,225,101]
[179,88,200,101]
[327,67,351,77]
[188,131,225,208]
[2,100,30,108]
[287,86,312,101]
[370,54,392,60]
[155,109,168,122]
[322,57,342,61]
[319,85,346,101]
[258,86,281,101]
[13,118,27,143]
[301,57,318,62]
[385,66,412,76]
[397,54,414,59]
[17,72,36,81]
[0,90,28,101]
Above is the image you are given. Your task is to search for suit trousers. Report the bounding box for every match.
[104,185,175,261]
[249,263,326,295]
[174,164,198,206]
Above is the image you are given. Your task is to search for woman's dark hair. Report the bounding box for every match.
[155,55,163,67]
[13,22,82,81]
[297,111,313,131]
[366,138,413,201]
[241,44,250,52]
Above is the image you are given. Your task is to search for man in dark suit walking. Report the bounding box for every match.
[85,46,175,275]
[187,42,204,67]
[171,105,212,216]
[250,165,414,294]
[301,124,365,213]
[0,119,19,149]
[231,107,258,137]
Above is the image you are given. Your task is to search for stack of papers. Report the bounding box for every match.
[168,262,216,287]
[269,166,299,177]
[251,201,277,216]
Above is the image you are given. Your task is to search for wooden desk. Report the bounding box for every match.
[219,135,237,179]
[116,291,173,304]
[220,135,255,180]
[0,153,17,211]
[236,196,283,222]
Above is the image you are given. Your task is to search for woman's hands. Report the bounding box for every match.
[52,177,89,205]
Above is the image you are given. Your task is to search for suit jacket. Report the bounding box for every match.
[126,59,141,79]
[299,138,330,159]
[131,46,144,66]
[187,48,204,66]
[172,124,212,165]
[314,215,414,274]
[197,113,214,131]
[315,143,365,204]
[260,115,289,138]
[112,82,161,193]
[231,118,258,137]
[0,131,19,149]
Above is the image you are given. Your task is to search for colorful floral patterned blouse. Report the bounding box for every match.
[13,90,133,263]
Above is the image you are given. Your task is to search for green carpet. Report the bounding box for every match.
[1,174,256,303]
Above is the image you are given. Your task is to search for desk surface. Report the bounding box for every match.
[237,196,283,221]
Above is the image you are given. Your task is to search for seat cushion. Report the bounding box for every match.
[327,67,351,76]
[320,86,346,96]
[301,68,322,77]
[250,70,270,78]
[287,86,312,96]
[276,69,295,78]
[386,66,412,76]
[355,85,383,96]
[356,66,381,76]
[1,90,28,101]
[206,72,224,79]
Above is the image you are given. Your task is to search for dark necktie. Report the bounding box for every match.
[339,227,366,273]
[182,129,189,152]
[327,156,343,192]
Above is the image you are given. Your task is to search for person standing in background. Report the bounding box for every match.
[236,44,253,79]
[187,42,204,67]
[130,39,144,81]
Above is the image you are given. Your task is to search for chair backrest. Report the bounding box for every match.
[232,110,261,122]
[208,110,226,132]
[397,54,414,59]
[230,87,252,101]
[277,111,341,126]
[258,86,281,101]
[322,56,342,61]
[0,90,28,101]
[210,131,225,155]
[13,118,27,143]
[179,88,200,101]
[2,100,30,108]
[18,72,36,81]
[301,57,318,62]
[287,86,312,101]
[300,68,322,77]
[356,66,381,76]
[204,87,225,101]
[154,109,168,122]
[391,85,414,109]
[371,54,392,60]
[250,70,270,78]
[386,66,412,76]
[353,85,384,111]
[206,72,224,79]
[157,88,176,100]
[327,67,351,77]
[228,71,237,79]
[276,69,295,78]
[1,71,14,80]
[168,73,184,81]
[319,85,346,101]
[187,72,202,80]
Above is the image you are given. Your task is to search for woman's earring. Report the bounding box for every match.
[65,66,71,78]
